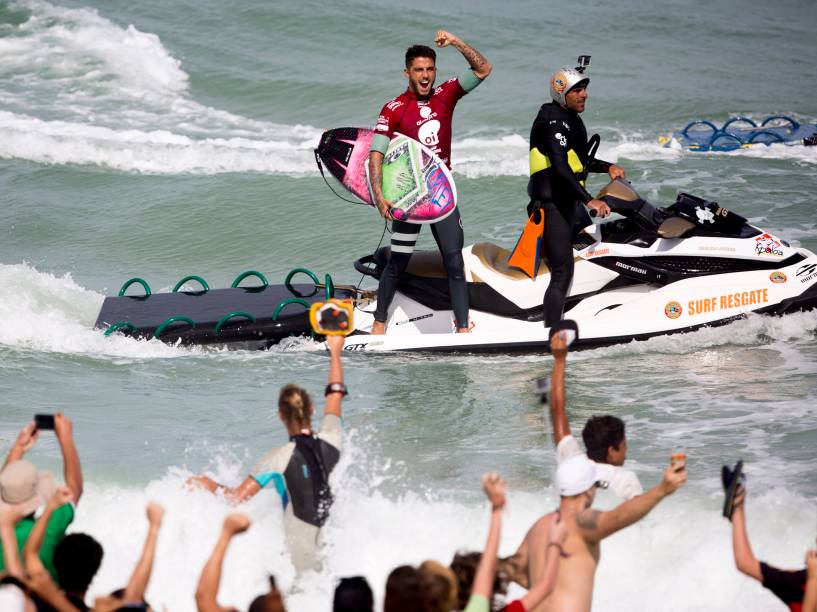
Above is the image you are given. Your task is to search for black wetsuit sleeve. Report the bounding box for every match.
[539,119,593,204]
[588,158,612,174]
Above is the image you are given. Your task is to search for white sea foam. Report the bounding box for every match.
[70,436,816,612]
[0,0,322,175]
[0,262,193,358]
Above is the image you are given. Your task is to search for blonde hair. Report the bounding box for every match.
[419,560,458,612]
[278,384,313,425]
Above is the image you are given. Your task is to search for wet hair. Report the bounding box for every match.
[405,44,436,68]
[450,552,508,611]
[582,415,626,463]
[333,576,374,612]
[278,384,313,425]
[419,560,458,612]
[384,565,429,611]
[53,533,104,595]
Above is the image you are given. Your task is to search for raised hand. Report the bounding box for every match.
[660,461,688,495]
[326,334,345,354]
[53,412,74,444]
[434,30,459,48]
[15,422,40,453]
[146,501,165,527]
[482,472,507,511]
[551,331,570,360]
[223,512,251,536]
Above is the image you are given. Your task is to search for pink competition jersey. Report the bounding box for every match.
[374,77,467,168]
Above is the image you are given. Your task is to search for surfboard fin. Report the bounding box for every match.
[507,210,545,279]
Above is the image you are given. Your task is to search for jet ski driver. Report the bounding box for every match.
[527,57,626,326]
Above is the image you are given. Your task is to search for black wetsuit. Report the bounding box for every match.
[528,101,612,326]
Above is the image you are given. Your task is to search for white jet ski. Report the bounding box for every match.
[340,179,817,352]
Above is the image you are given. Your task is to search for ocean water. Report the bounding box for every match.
[1,0,816,609]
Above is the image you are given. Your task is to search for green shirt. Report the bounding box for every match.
[0,503,75,581]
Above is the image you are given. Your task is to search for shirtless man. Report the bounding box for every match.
[508,453,687,612]
[549,328,642,499]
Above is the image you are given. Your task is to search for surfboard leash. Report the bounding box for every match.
[314,149,369,206]
[312,149,390,310]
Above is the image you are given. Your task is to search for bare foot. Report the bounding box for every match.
[456,327,471,333]
[371,321,386,335]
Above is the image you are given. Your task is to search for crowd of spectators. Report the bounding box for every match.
[1,331,815,611]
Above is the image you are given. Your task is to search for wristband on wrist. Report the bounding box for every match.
[324,383,348,397]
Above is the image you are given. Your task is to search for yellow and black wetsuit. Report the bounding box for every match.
[527,101,611,326]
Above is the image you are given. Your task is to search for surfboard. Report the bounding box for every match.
[315,127,457,224]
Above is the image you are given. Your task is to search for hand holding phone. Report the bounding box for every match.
[34,414,55,431]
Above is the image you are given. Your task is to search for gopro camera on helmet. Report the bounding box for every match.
[576,55,591,73]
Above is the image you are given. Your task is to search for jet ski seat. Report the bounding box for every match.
[657,216,696,238]
[472,242,550,280]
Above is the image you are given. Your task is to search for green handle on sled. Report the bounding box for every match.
[272,298,311,320]
[231,270,268,288]
[118,277,151,297]
[173,275,209,293]
[284,268,320,297]
[153,316,196,338]
[104,321,137,337]
[214,311,256,335]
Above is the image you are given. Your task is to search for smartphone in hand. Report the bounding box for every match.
[34,414,55,430]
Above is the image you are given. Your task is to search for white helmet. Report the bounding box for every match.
[550,66,589,106]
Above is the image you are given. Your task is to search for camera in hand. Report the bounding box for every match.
[309,299,354,336]
[34,413,55,430]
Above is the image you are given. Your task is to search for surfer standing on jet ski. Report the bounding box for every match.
[368,30,492,334]
[528,57,626,326]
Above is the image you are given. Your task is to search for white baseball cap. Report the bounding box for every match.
[556,454,599,496]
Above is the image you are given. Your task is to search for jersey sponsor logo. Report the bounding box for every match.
[664,301,682,319]
[386,99,403,111]
[769,271,787,284]
[375,115,389,131]
[416,104,438,125]
[418,119,441,147]
[555,132,567,147]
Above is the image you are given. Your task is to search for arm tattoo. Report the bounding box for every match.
[454,40,489,74]
[576,509,601,531]
[369,153,384,201]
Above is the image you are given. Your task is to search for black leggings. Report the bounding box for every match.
[541,200,578,327]
[374,208,469,328]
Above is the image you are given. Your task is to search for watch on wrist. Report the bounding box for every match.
[324,383,348,397]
